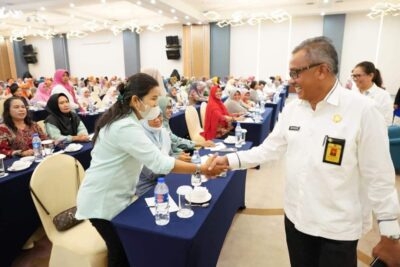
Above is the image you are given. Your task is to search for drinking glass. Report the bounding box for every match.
[176,186,193,218]
[42,140,54,156]
[0,154,6,176]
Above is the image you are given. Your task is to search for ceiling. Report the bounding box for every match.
[0,0,391,39]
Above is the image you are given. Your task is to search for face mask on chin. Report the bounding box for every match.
[138,99,159,120]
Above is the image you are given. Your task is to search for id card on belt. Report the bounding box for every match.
[322,136,345,165]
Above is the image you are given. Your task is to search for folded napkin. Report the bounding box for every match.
[145,194,179,215]
[206,142,227,152]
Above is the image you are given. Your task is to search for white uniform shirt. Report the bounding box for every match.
[354,83,393,126]
[227,81,400,240]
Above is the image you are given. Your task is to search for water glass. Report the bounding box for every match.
[191,173,202,187]
[241,129,247,144]
[42,140,54,156]
[176,186,193,219]
[0,154,6,176]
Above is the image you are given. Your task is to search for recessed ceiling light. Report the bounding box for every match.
[198,21,202,24]
[150,0,156,4]
[158,10,163,14]
[186,22,191,26]
[101,0,106,3]
[170,8,175,13]
[70,3,75,8]
[185,15,189,20]
[323,0,329,3]
[136,1,142,5]
[173,16,178,20]
[40,6,46,11]
[320,12,326,16]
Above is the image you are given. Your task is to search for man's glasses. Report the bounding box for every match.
[289,63,323,79]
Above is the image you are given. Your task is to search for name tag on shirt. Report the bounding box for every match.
[289,126,300,131]
[322,136,345,165]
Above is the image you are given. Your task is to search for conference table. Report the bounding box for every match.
[265,96,284,131]
[29,108,103,134]
[0,142,93,267]
[112,141,252,267]
[237,107,273,147]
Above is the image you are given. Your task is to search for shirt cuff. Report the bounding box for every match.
[378,220,400,236]
[226,152,240,170]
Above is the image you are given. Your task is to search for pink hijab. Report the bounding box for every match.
[52,69,78,104]
[32,80,52,102]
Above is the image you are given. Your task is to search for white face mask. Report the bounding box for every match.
[139,100,160,120]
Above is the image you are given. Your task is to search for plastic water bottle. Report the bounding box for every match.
[154,177,170,226]
[88,100,94,113]
[191,150,202,186]
[235,122,242,148]
[32,133,43,162]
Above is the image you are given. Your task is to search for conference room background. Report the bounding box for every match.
[1,12,399,95]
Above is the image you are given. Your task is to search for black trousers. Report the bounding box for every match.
[90,218,130,267]
[284,216,358,267]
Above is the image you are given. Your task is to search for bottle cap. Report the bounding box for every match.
[157,177,165,183]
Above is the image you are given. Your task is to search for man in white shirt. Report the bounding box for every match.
[213,36,400,266]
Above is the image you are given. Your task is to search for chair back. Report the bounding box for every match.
[0,98,6,118]
[200,102,207,127]
[30,154,85,239]
[37,120,47,135]
[185,105,206,143]
[90,92,104,108]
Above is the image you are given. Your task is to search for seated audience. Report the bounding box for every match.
[158,96,214,155]
[0,97,47,157]
[201,86,242,140]
[45,93,89,143]
[135,107,192,197]
[101,87,118,108]
[240,88,255,109]
[224,89,247,114]
[188,81,208,105]
[30,77,52,108]
[168,86,183,106]
[51,69,80,110]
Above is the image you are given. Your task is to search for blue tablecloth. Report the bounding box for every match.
[237,107,273,147]
[0,142,93,267]
[265,96,283,131]
[112,142,251,267]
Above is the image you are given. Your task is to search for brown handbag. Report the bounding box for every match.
[30,159,83,231]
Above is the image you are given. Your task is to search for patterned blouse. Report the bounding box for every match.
[0,123,47,157]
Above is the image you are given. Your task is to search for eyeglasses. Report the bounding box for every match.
[351,73,366,80]
[289,63,323,79]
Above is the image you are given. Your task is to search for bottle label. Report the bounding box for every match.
[155,193,169,204]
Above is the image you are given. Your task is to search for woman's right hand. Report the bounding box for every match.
[178,152,192,162]
[201,154,228,178]
[21,149,34,157]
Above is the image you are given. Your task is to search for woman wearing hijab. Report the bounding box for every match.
[51,69,80,110]
[201,86,242,140]
[224,89,248,114]
[158,96,214,155]
[30,77,52,108]
[44,93,89,142]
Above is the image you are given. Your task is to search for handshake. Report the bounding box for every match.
[199,154,230,178]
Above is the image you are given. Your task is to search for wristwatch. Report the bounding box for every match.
[194,164,201,175]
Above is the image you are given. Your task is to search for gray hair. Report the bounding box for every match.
[292,36,338,75]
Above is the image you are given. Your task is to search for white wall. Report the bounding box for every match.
[23,15,400,94]
[139,24,183,79]
[341,13,400,95]
[26,36,55,78]
[68,31,125,78]
[230,16,323,81]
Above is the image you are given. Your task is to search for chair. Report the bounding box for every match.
[91,92,104,109]
[200,102,207,127]
[30,154,107,267]
[388,125,400,173]
[37,120,47,135]
[185,105,206,143]
[393,108,400,125]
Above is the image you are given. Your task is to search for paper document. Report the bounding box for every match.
[145,194,179,215]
